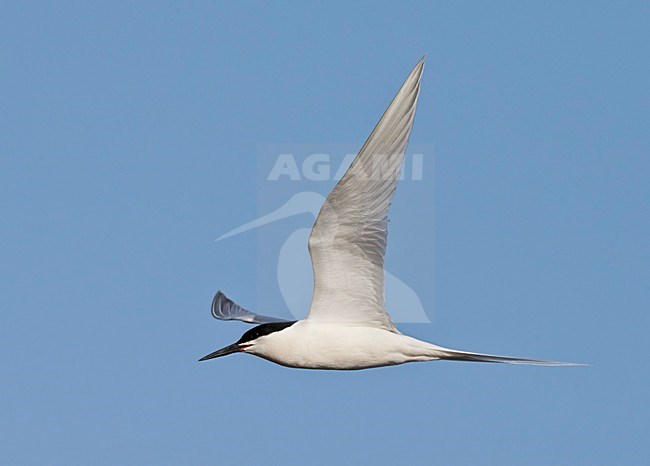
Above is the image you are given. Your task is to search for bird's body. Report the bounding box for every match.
[246,321,439,370]
[200,57,582,370]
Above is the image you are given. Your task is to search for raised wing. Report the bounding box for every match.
[211,291,288,324]
[306,58,424,331]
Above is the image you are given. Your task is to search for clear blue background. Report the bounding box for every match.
[1,1,648,464]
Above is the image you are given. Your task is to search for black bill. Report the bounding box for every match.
[198,343,242,361]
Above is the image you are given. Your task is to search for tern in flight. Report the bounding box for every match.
[200,57,581,370]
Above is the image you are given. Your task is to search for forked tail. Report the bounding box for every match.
[438,348,585,366]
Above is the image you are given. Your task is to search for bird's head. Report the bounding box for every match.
[198,321,297,361]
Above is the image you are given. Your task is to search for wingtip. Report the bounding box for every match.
[411,56,425,80]
[211,290,225,319]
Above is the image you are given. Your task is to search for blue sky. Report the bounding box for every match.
[1,1,649,464]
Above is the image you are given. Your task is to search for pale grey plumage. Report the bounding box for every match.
[211,291,287,324]
[307,57,424,331]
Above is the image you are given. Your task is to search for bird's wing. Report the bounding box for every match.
[211,291,288,324]
[306,58,424,331]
